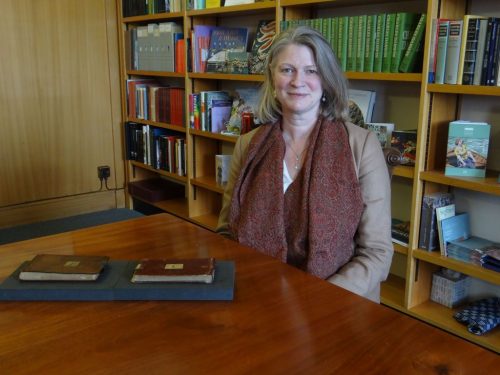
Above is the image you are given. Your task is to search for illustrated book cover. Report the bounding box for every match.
[131,257,216,283]
[365,122,395,147]
[445,120,491,177]
[250,20,276,74]
[390,130,417,166]
[19,254,109,281]
[391,218,410,247]
[348,89,376,123]
[206,27,249,73]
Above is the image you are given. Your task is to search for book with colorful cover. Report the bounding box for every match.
[210,99,233,133]
[445,120,491,177]
[348,89,376,123]
[250,20,276,74]
[390,130,417,166]
[391,218,410,246]
[365,123,395,147]
[206,27,249,73]
[193,25,216,72]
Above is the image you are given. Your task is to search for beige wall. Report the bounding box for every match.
[0,0,124,228]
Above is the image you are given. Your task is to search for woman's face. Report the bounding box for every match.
[272,44,323,119]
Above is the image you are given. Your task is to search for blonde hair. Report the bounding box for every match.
[256,26,349,123]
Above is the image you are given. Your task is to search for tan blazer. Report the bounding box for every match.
[217,122,393,303]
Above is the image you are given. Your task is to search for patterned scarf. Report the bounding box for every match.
[229,117,364,279]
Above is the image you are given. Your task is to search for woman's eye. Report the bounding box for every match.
[306,69,318,74]
[281,68,293,73]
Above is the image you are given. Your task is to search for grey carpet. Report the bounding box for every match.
[0,209,144,245]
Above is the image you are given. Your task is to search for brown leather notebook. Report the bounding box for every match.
[19,254,109,281]
[131,257,215,283]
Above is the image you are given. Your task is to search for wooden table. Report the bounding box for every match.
[0,213,498,374]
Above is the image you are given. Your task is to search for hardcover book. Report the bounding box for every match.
[390,130,417,166]
[390,12,419,73]
[206,27,249,73]
[418,192,454,251]
[444,20,463,84]
[447,235,495,265]
[131,258,216,283]
[445,120,491,177]
[391,218,410,247]
[440,212,471,257]
[434,20,451,84]
[399,13,427,73]
[215,154,232,186]
[365,123,395,147]
[19,254,109,281]
[348,89,376,123]
[436,204,456,256]
[210,99,233,134]
[249,20,276,74]
[459,16,487,85]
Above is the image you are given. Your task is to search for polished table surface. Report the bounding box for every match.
[0,213,498,374]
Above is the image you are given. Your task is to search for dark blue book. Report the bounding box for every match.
[113,260,235,301]
[0,260,128,301]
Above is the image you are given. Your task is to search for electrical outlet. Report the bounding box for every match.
[97,166,111,179]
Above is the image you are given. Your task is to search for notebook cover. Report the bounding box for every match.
[131,257,215,283]
[20,254,109,281]
[0,260,128,301]
[114,260,235,301]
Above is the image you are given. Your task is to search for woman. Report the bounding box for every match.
[216,26,393,302]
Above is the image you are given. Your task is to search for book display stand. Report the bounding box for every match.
[0,261,235,301]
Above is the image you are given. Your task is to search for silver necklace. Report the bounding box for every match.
[287,142,305,170]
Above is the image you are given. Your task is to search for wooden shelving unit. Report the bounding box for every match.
[116,0,500,353]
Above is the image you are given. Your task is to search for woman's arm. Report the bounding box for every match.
[328,127,394,303]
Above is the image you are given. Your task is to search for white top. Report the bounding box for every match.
[283,160,293,192]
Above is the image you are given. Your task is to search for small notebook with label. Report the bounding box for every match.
[131,257,215,283]
[19,254,109,281]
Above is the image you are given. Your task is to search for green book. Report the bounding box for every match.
[382,13,397,72]
[356,15,367,72]
[347,16,358,72]
[374,13,387,72]
[391,12,420,72]
[399,14,427,73]
[331,17,339,57]
[322,18,331,46]
[364,14,378,72]
[337,16,349,70]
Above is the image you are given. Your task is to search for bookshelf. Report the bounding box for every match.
[116,0,499,352]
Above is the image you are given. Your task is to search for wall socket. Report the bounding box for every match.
[97,166,111,179]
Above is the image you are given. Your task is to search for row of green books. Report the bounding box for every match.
[280,12,427,74]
